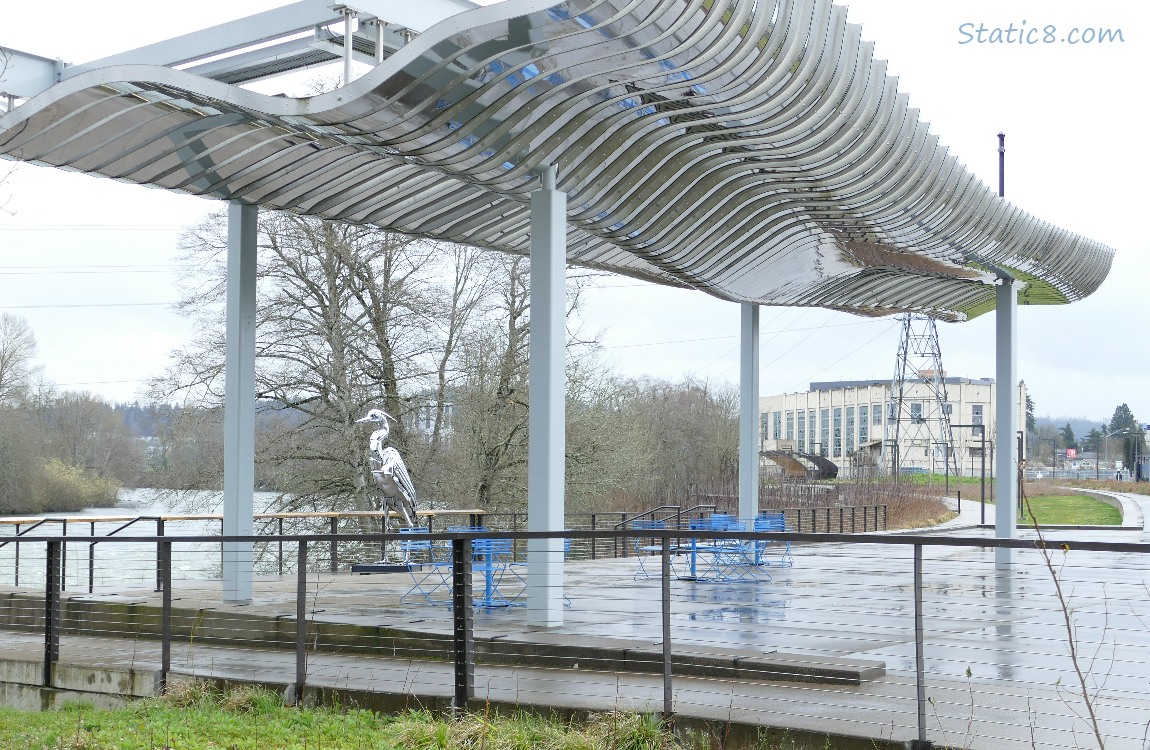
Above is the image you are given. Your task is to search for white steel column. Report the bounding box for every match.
[223,201,257,602]
[994,276,1018,568]
[739,303,760,521]
[526,165,566,627]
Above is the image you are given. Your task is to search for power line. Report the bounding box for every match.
[599,319,889,350]
[0,302,173,309]
[0,224,182,231]
[796,321,900,388]
[0,268,175,275]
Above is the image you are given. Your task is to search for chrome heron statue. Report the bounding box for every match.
[356,409,418,529]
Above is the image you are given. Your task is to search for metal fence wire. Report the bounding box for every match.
[0,527,1145,750]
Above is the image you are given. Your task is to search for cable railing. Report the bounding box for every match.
[0,505,885,590]
[0,523,1142,749]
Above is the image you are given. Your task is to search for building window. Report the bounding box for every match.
[859,405,869,443]
[797,413,806,452]
[972,404,984,426]
[832,407,842,457]
[943,402,953,416]
[760,413,770,443]
[820,408,830,457]
[808,410,816,452]
[773,411,783,440]
[785,411,794,440]
[846,406,855,454]
[874,403,883,425]
[910,402,924,424]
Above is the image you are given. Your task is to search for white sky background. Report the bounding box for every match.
[0,0,1146,424]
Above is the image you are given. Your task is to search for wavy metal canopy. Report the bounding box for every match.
[0,0,1113,320]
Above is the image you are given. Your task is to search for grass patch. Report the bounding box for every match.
[1064,478,1150,496]
[0,686,702,750]
[1022,494,1121,526]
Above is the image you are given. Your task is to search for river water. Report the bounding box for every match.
[0,488,285,590]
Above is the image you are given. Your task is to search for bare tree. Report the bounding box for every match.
[0,313,41,405]
[153,210,494,517]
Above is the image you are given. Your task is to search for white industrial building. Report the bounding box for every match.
[759,377,1028,477]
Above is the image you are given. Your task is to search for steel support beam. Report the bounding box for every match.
[995,277,1018,568]
[526,165,565,627]
[223,201,257,602]
[739,303,760,521]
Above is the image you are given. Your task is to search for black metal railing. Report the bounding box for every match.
[5,525,1146,749]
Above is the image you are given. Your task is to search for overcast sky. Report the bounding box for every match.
[0,0,1145,424]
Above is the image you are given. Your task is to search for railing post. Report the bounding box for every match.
[14,523,19,587]
[60,520,67,592]
[590,514,597,560]
[295,540,308,705]
[155,518,166,593]
[913,543,931,749]
[278,517,284,576]
[451,537,474,712]
[851,506,856,533]
[88,521,96,594]
[329,517,339,573]
[43,540,61,687]
[661,532,673,720]
[160,540,172,693]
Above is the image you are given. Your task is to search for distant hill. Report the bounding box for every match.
[1035,415,1106,440]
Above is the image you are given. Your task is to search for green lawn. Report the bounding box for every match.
[1022,494,1122,526]
[0,686,686,750]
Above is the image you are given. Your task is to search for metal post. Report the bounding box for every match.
[14,523,19,587]
[60,520,67,592]
[739,303,760,522]
[295,540,308,705]
[330,516,339,573]
[43,540,61,687]
[88,521,96,594]
[160,540,172,692]
[661,534,673,720]
[155,518,165,592]
[278,517,284,576]
[452,538,475,711]
[980,428,986,524]
[998,132,1005,197]
[87,524,94,593]
[913,543,930,748]
[341,7,354,84]
[944,444,950,495]
[995,273,1017,568]
[527,164,566,627]
[223,201,257,602]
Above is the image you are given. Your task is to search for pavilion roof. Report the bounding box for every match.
[0,0,1114,320]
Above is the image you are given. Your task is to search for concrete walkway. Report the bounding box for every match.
[2,494,1150,749]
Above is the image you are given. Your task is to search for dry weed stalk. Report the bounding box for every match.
[1020,476,1107,749]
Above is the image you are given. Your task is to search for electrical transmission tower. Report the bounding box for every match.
[883,314,958,477]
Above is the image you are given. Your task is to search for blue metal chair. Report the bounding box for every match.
[753,512,793,567]
[398,528,451,605]
[630,519,667,579]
